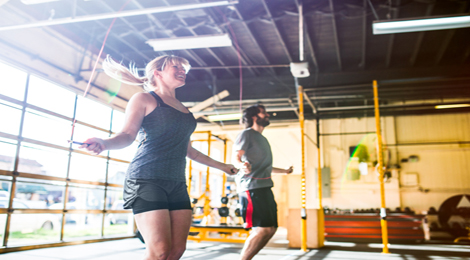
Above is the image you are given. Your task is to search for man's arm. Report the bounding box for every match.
[272,166,293,174]
[236,149,252,174]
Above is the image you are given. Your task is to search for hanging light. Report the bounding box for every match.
[146,34,232,52]
[373,15,470,34]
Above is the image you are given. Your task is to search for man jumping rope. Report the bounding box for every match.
[234,104,293,260]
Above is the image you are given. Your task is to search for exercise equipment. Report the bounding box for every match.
[187,131,250,243]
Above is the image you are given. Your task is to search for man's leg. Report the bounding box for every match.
[240,226,277,260]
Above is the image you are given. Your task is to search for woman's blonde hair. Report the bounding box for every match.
[102,55,191,91]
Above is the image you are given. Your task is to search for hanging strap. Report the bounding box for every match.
[149,92,171,108]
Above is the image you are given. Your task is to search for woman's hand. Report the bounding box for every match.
[241,161,252,175]
[222,164,239,175]
[79,138,106,155]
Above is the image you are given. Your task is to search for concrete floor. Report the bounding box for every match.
[0,229,469,260]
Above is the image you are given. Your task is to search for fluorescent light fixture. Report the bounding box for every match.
[146,34,232,51]
[0,1,235,31]
[373,15,470,34]
[435,104,470,109]
[207,113,242,121]
[21,0,59,4]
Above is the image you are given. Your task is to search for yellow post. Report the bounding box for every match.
[373,80,390,254]
[188,157,193,195]
[298,85,307,252]
[204,131,212,217]
[205,131,212,195]
[222,139,227,197]
[317,143,325,247]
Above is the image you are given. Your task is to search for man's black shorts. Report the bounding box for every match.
[239,187,278,228]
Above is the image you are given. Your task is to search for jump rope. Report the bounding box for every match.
[69,3,288,179]
[69,0,133,143]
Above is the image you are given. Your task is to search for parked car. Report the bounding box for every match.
[48,202,76,224]
[108,200,131,225]
[49,202,101,226]
[0,198,60,233]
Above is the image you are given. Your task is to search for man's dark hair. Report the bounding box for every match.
[241,104,265,128]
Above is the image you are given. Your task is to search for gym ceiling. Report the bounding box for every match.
[1,0,469,124]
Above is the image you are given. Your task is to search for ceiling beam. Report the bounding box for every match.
[303,17,319,71]
[328,0,342,70]
[128,0,215,80]
[198,2,261,77]
[93,2,158,61]
[435,1,468,66]
[0,1,233,31]
[70,5,152,62]
[314,107,470,120]
[434,30,455,66]
[158,0,237,79]
[229,6,277,75]
[0,39,130,105]
[260,0,293,62]
[409,3,434,66]
[317,101,470,112]
[360,0,367,69]
[307,83,470,96]
[385,1,400,68]
[463,45,470,63]
[190,64,289,69]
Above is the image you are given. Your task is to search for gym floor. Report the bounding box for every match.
[0,228,469,260]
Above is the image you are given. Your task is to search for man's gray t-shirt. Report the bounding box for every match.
[234,128,273,192]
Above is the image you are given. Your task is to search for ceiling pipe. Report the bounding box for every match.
[192,106,297,116]
[190,64,289,70]
[318,101,470,112]
[0,0,237,31]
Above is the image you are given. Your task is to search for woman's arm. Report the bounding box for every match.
[187,143,238,175]
[80,93,149,155]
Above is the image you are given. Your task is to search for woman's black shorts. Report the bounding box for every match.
[239,187,278,228]
[123,178,191,215]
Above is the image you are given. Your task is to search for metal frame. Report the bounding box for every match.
[187,131,248,243]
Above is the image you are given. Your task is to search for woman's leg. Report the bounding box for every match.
[167,209,192,260]
[135,209,172,260]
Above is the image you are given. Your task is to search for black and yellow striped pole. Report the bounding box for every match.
[373,80,390,254]
[298,85,308,252]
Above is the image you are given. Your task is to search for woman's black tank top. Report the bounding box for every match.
[125,92,197,182]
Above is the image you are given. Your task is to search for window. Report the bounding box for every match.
[22,109,72,147]
[68,153,107,182]
[6,213,62,245]
[107,161,128,185]
[0,60,133,248]
[75,96,112,130]
[0,138,18,172]
[67,184,105,210]
[14,179,65,210]
[71,123,110,145]
[111,110,125,133]
[18,143,69,177]
[0,101,22,136]
[27,76,76,117]
[0,61,27,101]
